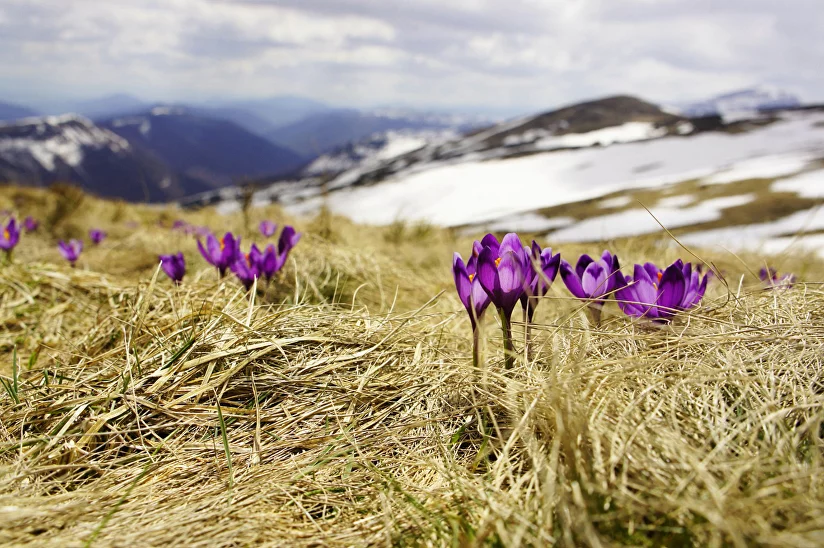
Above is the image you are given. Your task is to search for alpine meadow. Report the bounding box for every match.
[1,184,823,546]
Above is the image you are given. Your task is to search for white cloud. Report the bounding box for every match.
[0,0,821,111]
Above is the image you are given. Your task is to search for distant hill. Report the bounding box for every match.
[678,86,802,118]
[0,114,208,201]
[462,95,685,150]
[0,101,39,122]
[266,108,486,157]
[101,107,307,187]
[210,96,332,130]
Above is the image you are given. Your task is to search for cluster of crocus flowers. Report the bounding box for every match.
[615,260,708,322]
[159,252,186,284]
[452,235,718,368]
[454,233,560,368]
[1,217,20,260]
[58,239,83,267]
[89,229,107,245]
[759,267,795,288]
[197,226,301,290]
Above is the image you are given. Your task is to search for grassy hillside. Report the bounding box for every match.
[1,185,823,546]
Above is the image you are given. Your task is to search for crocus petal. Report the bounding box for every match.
[452,253,472,310]
[605,253,622,292]
[539,249,561,293]
[497,251,524,294]
[498,233,524,257]
[575,254,595,280]
[581,261,607,298]
[466,254,478,277]
[643,262,660,282]
[477,247,500,301]
[471,278,491,319]
[206,234,221,261]
[560,260,587,299]
[197,239,214,266]
[657,266,686,313]
[480,233,500,256]
[631,265,658,311]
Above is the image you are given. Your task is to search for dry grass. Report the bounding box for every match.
[1,187,824,546]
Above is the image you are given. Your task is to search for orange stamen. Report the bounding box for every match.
[657,271,663,281]
[495,257,502,268]
[220,237,226,251]
[2,230,8,240]
[469,273,475,282]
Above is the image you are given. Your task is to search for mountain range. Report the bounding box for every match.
[0,87,810,204]
[0,114,206,201]
[0,101,40,122]
[100,107,306,188]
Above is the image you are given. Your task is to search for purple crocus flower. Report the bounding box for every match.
[231,250,260,290]
[0,217,20,256]
[453,251,492,331]
[259,220,277,238]
[58,239,83,267]
[278,226,301,256]
[258,244,286,280]
[197,232,240,277]
[678,261,709,309]
[559,250,622,304]
[159,252,186,284]
[520,241,561,322]
[759,267,795,288]
[23,216,38,232]
[89,229,107,245]
[615,263,688,322]
[477,233,529,319]
[476,233,529,368]
[635,260,708,310]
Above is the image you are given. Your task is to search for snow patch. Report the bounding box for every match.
[547,194,755,242]
[771,169,824,197]
[534,122,667,150]
[656,194,695,208]
[151,106,185,116]
[480,212,573,233]
[679,206,824,252]
[598,196,633,209]
[701,153,812,185]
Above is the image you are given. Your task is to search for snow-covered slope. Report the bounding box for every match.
[678,86,802,119]
[282,110,824,227]
[302,129,457,176]
[0,114,211,201]
[0,114,132,175]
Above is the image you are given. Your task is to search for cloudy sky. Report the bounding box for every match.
[1,0,822,113]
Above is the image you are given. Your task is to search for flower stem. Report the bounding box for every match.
[587,303,602,326]
[499,308,514,369]
[472,326,480,369]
